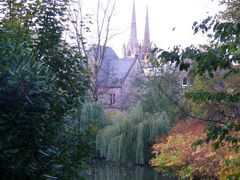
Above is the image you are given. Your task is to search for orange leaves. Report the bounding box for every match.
[150,120,240,179]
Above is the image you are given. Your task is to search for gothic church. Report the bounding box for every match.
[96,1,150,112]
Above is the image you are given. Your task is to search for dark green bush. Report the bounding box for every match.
[0,28,91,179]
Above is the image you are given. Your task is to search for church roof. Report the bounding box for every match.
[97,48,135,88]
[88,45,119,60]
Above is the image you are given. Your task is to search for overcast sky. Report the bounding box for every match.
[80,0,224,58]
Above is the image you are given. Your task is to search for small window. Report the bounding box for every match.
[109,94,115,105]
[182,77,188,87]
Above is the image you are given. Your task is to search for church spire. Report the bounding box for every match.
[142,5,151,59]
[130,0,137,42]
[126,0,139,58]
[122,43,126,58]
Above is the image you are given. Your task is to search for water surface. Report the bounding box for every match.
[82,160,175,180]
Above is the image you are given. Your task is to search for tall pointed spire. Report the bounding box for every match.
[122,43,126,58]
[142,5,151,59]
[130,0,137,42]
[126,0,139,58]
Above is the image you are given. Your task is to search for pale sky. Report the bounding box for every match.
[79,0,224,58]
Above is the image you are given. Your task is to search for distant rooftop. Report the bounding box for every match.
[88,46,119,61]
[96,47,135,88]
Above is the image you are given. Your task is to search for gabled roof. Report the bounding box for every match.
[88,46,119,61]
[97,55,135,88]
[113,58,135,79]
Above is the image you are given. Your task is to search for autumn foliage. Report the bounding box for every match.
[150,121,240,179]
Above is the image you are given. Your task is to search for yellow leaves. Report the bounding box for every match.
[225,154,233,160]
[165,162,174,167]
[220,152,240,179]
[227,88,234,94]
[151,133,200,177]
[90,126,98,132]
[205,152,217,158]
[151,152,183,170]
[220,166,240,179]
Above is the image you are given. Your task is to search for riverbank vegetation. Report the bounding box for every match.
[96,104,171,164]
[151,121,240,179]
[1,0,240,179]
[150,0,240,179]
[0,1,93,179]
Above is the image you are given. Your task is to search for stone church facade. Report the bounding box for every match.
[94,1,189,112]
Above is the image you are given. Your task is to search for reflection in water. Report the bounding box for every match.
[82,160,175,180]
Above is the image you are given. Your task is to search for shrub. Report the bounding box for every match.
[150,121,240,179]
[0,28,91,179]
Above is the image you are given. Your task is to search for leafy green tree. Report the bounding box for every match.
[0,0,92,179]
[96,103,171,164]
[152,0,240,151]
[33,0,89,104]
[220,0,240,21]
[140,68,181,122]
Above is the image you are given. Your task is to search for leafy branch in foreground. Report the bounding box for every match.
[151,11,240,149]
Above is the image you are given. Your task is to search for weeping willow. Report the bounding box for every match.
[96,103,171,164]
[80,101,108,131]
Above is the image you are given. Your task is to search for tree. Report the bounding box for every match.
[152,0,240,150]
[96,103,171,164]
[0,0,92,178]
[139,66,182,122]
[68,0,117,101]
[220,0,240,21]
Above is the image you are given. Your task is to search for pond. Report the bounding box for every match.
[81,160,175,180]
